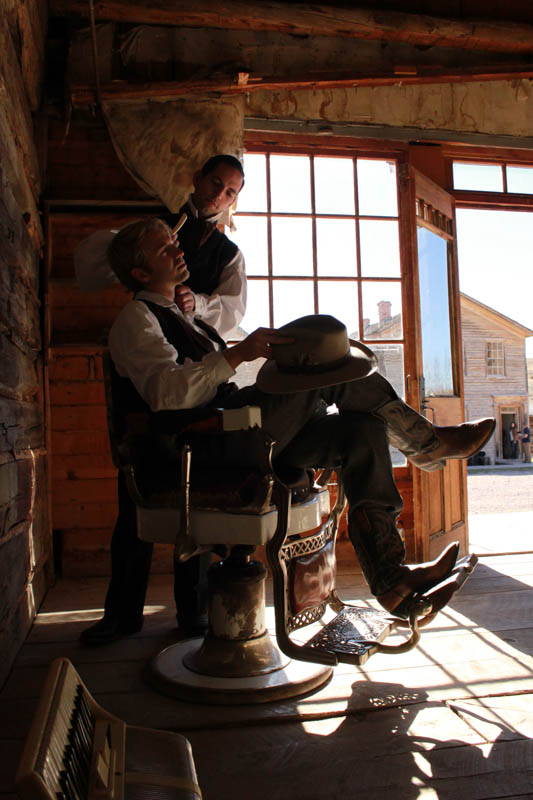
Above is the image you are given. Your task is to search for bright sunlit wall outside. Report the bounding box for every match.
[231,151,406,399]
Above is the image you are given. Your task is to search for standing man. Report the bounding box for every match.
[78,155,246,645]
[521,422,531,463]
[160,154,246,340]
[75,154,246,341]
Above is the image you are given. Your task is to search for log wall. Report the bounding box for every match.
[0,0,48,688]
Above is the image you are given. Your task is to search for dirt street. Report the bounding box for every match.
[468,468,533,514]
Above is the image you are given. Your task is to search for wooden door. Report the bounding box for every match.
[407,169,469,560]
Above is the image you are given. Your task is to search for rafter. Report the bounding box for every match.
[70,63,533,106]
[50,0,533,54]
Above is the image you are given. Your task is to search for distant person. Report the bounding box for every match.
[510,421,519,459]
[520,423,531,463]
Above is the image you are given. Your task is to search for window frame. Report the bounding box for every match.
[486,339,505,377]
[237,136,409,357]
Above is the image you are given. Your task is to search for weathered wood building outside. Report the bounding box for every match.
[4,0,533,685]
[461,293,532,463]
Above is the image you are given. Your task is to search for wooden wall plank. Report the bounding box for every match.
[47,117,152,202]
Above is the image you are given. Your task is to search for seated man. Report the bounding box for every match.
[91,217,494,630]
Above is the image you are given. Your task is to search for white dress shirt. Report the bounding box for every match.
[108,290,235,413]
[74,197,246,340]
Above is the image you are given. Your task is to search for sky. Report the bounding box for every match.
[455,208,533,357]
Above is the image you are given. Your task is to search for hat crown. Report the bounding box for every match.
[256,313,377,393]
[272,315,351,373]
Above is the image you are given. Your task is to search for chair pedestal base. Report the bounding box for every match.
[145,550,332,704]
[145,637,332,705]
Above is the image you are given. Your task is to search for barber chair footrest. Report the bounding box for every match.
[305,606,395,665]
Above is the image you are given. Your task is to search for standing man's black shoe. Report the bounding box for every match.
[80,615,143,646]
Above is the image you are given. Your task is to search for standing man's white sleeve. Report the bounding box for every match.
[192,249,247,340]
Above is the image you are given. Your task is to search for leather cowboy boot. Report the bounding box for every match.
[376,541,460,617]
[376,400,495,472]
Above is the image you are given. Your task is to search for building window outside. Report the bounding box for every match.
[487,340,504,376]
[231,151,405,400]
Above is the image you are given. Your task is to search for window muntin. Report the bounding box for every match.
[487,340,505,376]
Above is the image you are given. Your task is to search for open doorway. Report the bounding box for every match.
[455,190,533,555]
[501,411,518,460]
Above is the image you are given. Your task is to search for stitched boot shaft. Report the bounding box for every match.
[376,401,496,472]
[348,506,406,597]
[376,400,438,457]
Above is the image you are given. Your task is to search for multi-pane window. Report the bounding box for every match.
[231,152,405,398]
[486,340,504,376]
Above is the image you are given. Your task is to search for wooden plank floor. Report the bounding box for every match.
[2,548,533,799]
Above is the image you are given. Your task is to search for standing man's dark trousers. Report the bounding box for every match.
[104,471,210,633]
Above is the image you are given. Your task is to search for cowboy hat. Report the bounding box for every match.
[256,314,377,393]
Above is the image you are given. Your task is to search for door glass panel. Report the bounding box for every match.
[314,157,355,214]
[417,226,454,396]
[272,217,313,275]
[370,342,406,467]
[357,159,398,216]
[238,154,267,211]
[270,155,311,212]
[452,162,503,191]
[231,216,268,275]
[362,282,403,340]
[273,280,314,326]
[317,281,359,337]
[506,165,533,194]
[316,219,357,276]
[240,280,270,335]
[359,219,401,277]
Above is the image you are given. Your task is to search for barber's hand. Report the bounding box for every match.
[224,327,294,370]
[175,284,196,313]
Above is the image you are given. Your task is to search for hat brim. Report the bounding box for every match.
[256,339,377,394]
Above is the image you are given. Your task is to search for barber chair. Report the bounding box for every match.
[103,353,477,705]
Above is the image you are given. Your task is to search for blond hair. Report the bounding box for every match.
[107,217,171,292]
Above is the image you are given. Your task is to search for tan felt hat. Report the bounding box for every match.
[256,314,377,394]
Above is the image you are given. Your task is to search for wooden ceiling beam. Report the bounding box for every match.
[70,63,533,106]
[50,0,533,54]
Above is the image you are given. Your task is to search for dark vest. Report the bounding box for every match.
[160,204,239,296]
[111,300,233,436]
